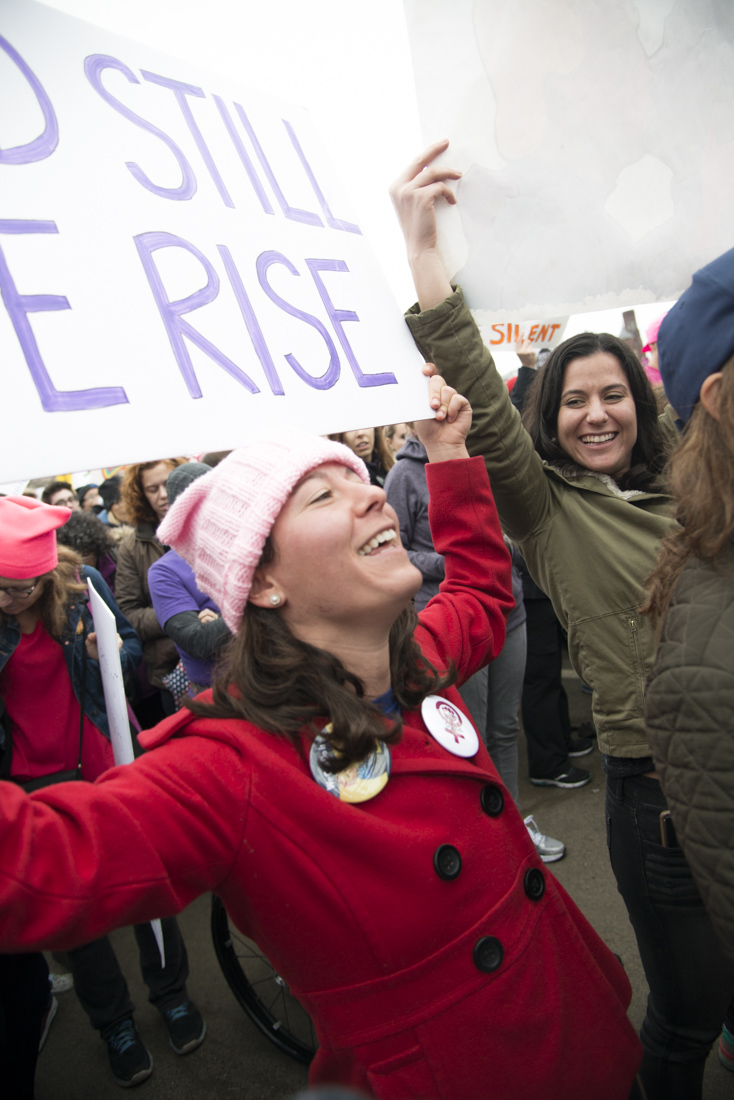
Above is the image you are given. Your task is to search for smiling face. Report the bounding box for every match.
[342,428,375,462]
[556,352,638,478]
[256,463,421,643]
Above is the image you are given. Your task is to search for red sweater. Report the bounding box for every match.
[0,458,641,1099]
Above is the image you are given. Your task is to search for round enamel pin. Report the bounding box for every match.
[310,728,391,803]
[421,695,479,758]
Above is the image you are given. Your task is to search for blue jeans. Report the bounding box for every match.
[606,774,734,1100]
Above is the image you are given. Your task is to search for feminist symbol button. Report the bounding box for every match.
[421,695,479,758]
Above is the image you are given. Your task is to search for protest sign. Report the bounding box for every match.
[87,577,165,965]
[404,0,734,321]
[0,1,428,482]
[481,318,568,350]
[86,579,134,767]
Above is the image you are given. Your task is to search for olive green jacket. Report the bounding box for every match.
[645,548,734,972]
[406,288,677,757]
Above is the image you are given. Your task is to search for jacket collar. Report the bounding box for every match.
[546,461,664,500]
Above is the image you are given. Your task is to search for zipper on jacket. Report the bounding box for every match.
[628,617,645,711]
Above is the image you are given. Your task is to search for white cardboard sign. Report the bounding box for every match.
[86,579,134,767]
[404,0,734,321]
[86,577,164,965]
[0,1,428,481]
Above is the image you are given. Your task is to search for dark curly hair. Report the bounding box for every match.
[56,510,114,560]
[521,332,668,491]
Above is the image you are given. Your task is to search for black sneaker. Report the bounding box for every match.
[103,1017,153,1088]
[160,999,206,1055]
[568,736,594,757]
[573,720,597,739]
[529,765,591,789]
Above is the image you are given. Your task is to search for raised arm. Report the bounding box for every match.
[411,377,514,685]
[390,142,554,542]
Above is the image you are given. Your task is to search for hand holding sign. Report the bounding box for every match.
[85,631,122,664]
[389,140,460,312]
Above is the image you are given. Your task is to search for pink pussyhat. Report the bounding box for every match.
[641,314,667,354]
[642,313,668,387]
[157,433,370,634]
[0,496,71,578]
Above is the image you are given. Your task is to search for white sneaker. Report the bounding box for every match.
[524,815,566,863]
[50,972,74,994]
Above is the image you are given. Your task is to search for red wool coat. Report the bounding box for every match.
[0,458,641,1099]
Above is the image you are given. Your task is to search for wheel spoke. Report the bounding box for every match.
[211,896,317,1063]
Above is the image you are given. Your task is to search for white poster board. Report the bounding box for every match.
[404,0,734,323]
[86,580,134,767]
[86,578,164,965]
[0,0,428,482]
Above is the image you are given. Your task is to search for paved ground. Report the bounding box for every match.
[35,670,732,1099]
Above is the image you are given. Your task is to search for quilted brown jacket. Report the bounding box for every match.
[115,522,179,689]
[645,546,734,972]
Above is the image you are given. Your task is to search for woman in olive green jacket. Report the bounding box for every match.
[390,141,733,1100]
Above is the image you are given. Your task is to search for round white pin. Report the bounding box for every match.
[421,695,479,758]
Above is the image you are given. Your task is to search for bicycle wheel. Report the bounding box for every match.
[210,894,317,1064]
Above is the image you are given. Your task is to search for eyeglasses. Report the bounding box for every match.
[0,582,38,600]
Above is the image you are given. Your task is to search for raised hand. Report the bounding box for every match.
[413,370,471,463]
[515,338,538,369]
[389,140,461,309]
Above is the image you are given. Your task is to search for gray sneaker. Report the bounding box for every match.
[524,815,566,863]
[529,765,591,789]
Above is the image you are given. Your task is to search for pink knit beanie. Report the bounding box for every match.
[0,495,71,578]
[157,433,370,634]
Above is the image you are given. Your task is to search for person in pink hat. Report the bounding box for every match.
[0,496,204,1088]
[641,314,667,387]
[0,375,644,1099]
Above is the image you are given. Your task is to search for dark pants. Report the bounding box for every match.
[606,774,734,1100]
[521,597,572,777]
[67,917,188,1034]
[0,952,50,1100]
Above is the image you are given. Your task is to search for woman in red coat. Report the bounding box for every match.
[0,376,642,1099]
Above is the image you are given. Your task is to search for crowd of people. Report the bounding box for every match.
[0,139,732,1100]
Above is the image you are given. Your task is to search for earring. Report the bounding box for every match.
[269,594,281,606]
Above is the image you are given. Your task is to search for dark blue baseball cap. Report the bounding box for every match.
[658,246,734,423]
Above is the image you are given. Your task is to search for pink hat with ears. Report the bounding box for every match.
[157,433,370,635]
[0,496,71,578]
[641,313,668,354]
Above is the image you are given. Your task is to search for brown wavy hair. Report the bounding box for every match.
[121,458,186,529]
[0,546,86,639]
[644,356,734,630]
[328,427,395,476]
[187,537,454,770]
